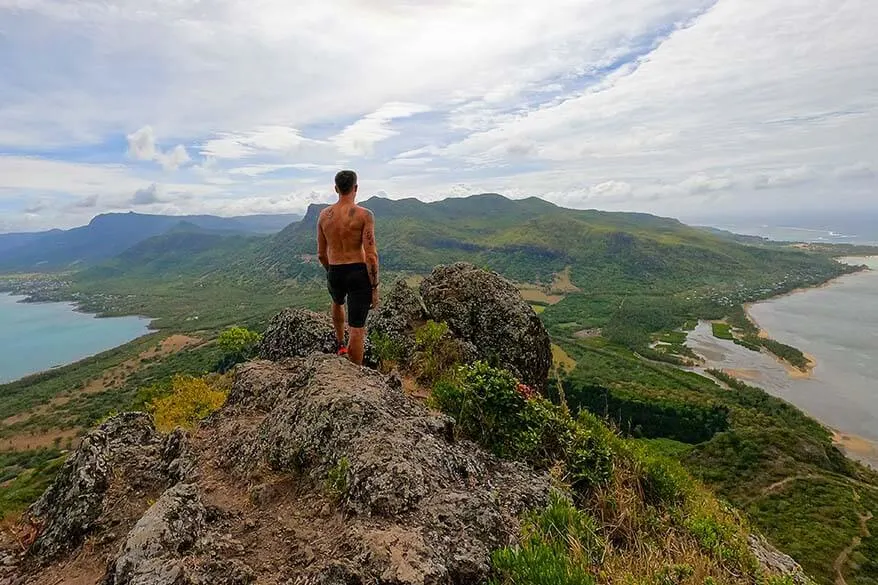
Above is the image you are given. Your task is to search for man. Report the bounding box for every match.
[317,170,380,365]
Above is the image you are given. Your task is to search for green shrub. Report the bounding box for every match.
[413,320,461,384]
[491,492,601,585]
[217,326,262,371]
[433,362,613,493]
[325,456,350,502]
[369,331,407,373]
[711,322,734,340]
[685,513,751,566]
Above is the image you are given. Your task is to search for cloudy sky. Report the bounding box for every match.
[1,0,876,232]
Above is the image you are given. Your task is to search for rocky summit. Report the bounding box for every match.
[257,263,552,391]
[8,352,549,585]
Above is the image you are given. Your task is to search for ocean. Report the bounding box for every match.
[686,257,878,469]
[0,293,151,384]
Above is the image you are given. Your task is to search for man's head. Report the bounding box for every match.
[335,170,358,197]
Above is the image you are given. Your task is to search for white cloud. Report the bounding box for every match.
[201,127,309,159]
[834,163,875,181]
[332,102,431,156]
[157,144,191,171]
[589,180,634,200]
[753,166,818,190]
[126,126,158,160]
[126,125,190,170]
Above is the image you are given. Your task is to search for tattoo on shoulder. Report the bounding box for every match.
[326,208,335,219]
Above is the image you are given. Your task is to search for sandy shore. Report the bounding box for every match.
[833,431,878,470]
[740,304,819,380]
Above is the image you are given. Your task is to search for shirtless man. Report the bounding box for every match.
[317,170,380,365]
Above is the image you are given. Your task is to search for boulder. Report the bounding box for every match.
[365,280,427,364]
[258,308,338,360]
[419,263,552,390]
[217,354,551,583]
[260,307,379,368]
[748,534,810,585]
[108,483,207,585]
[24,413,172,562]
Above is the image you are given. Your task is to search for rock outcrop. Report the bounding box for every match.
[259,308,338,360]
[23,412,188,563]
[12,354,549,585]
[419,263,552,390]
[365,279,428,363]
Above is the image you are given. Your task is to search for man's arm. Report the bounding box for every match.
[363,211,380,306]
[317,214,329,270]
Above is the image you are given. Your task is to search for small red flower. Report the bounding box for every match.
[516,383,537,401]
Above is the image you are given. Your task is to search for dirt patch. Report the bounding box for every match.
[518,288,564,305]
[833,431,878,470]
[80,334,202,396]
[0,429,79,451]
[1,334,203,452]
[550,267,580,294]
[574,328,601,339]
[722,368,764,382]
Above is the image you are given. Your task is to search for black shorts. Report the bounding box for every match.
[327,263,372,328]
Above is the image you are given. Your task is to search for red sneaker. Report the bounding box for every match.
[337,346,349,357]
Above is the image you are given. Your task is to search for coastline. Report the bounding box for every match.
[741,259,875,378]
[0,293,154,385]
[738,260,878,469]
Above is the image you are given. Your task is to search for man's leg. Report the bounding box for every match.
[331,302,346,348]
[348,327,365,366]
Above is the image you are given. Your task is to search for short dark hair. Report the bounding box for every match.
[335,170,358,195]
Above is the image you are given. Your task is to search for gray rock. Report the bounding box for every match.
[25,413,165,562]
[366,279,427,365]
[260,308,379,368]
[220,354,550,583]
[748,534,812,584]
[259,309,338,360]
[419,262,552,390]
[109,483,206,585]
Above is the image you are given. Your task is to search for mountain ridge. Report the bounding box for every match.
[0,212,302,272]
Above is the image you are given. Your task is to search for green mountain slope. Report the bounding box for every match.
[0,212,300,272]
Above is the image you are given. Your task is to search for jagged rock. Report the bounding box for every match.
[108,483,207,585]
[259,308,338,360]
[16,347,548,584]
[260,308,379,368]
[749,534,810,584]
[25,413,167,562]
[366,279,427,363]
[218,355,550,582]
[419,262,552,390]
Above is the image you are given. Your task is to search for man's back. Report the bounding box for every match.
[318,202,368,265]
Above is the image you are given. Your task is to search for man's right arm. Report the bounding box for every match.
[317,214,329,270]
[363,211,380,306]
